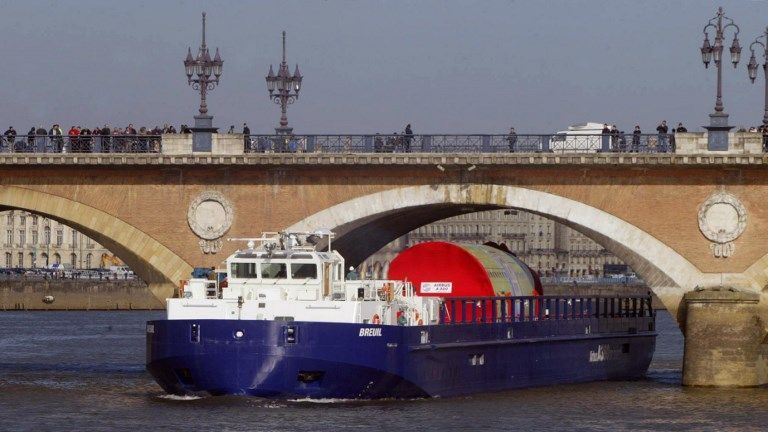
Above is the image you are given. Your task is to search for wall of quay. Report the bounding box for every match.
[0,279,163,310]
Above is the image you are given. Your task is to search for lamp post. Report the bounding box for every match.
[700,7,741,150]
[184,12,223,151]
[266,31,302,135]
[747,27,768,130]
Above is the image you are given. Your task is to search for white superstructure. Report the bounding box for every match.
[549,122,607,152]
[167,231,440,326]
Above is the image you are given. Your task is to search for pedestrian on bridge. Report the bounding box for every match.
[656,120,669,152]
[404,124,413,152]
[242,123,251,150]
[632,125,642,152]
[4,126,16,150]
[675,122,688,133]
[507,127,517,152]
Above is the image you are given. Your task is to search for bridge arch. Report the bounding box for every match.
[287,183,739,317]
[0,185,191,299]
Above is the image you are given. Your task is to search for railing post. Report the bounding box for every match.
[305,135,315,153]
[422,135,432,152]
[601,133,610,152]
[363,135,373,152]
[481,135,491,152]
[540,135,550,152]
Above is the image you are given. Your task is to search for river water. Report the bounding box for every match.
[0,310,766,432]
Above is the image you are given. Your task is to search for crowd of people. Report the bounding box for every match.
[1,123,195,153]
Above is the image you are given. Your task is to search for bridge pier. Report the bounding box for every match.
[682,287,768,387]
[148,282,178,304]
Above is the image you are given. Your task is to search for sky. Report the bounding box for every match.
[1,0,767,134]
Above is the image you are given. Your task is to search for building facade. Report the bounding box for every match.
[361,209,624,279]
[1,210,115,269]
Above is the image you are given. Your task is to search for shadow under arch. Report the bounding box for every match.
[0,186,192,300]
[287,183,709,316]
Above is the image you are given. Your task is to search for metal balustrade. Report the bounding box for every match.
[0,132,717,154]
[439,295,654,324]
[243,133,679,154]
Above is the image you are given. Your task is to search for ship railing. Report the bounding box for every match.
[439,295,653,325]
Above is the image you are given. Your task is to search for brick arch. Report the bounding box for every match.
[287,183,739,316]
[0,186,191,300]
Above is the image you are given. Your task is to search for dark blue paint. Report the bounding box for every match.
[147,314,655,399]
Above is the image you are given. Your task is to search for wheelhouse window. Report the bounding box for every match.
[261,262,287,279]
[230,262,259,279]
[290,263,317,279]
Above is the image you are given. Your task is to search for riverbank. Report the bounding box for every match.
[0,279,658,311]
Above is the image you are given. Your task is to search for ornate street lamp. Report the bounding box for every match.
[747,27,768,130]
[184,12,223,151]
[700,7,741,150]
[266,31,302,135]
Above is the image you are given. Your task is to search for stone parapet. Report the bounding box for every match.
[160,133,192,154]
[212,134,245,155]
[675,132,764,155]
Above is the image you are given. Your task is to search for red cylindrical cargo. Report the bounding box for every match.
[388,241,541,298]
[388,242,542,323]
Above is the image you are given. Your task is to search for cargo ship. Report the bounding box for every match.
[146,231,656,399]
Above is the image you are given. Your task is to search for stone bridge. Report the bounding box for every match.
[2,149,768,386]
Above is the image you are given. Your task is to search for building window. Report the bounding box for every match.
[86,253,92,269]
[5,230,11,245]
[31,231,38,245]
[4,252,10,268]
[18,230,25,246]
[44,227,50,245]
[6,214,12,224]
[32,215,38,226]
[71,230,77,247]
[19,215,26,226]
[56,230,63,246]
[70,253,77,266]
[53,253,61,265]
[17,252,23,267]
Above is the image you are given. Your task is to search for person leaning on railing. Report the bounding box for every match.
[3,126,16,151]
[49,124,63,152]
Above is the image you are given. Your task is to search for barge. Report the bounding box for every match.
[146,231,656,399]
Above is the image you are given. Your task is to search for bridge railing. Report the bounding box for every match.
[0,132,687,154]
[0,134,162,153]
[243,133,678,154]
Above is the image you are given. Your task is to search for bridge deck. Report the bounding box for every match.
[0,152,767,166]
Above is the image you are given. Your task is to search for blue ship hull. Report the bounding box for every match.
[146,315,656,399]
